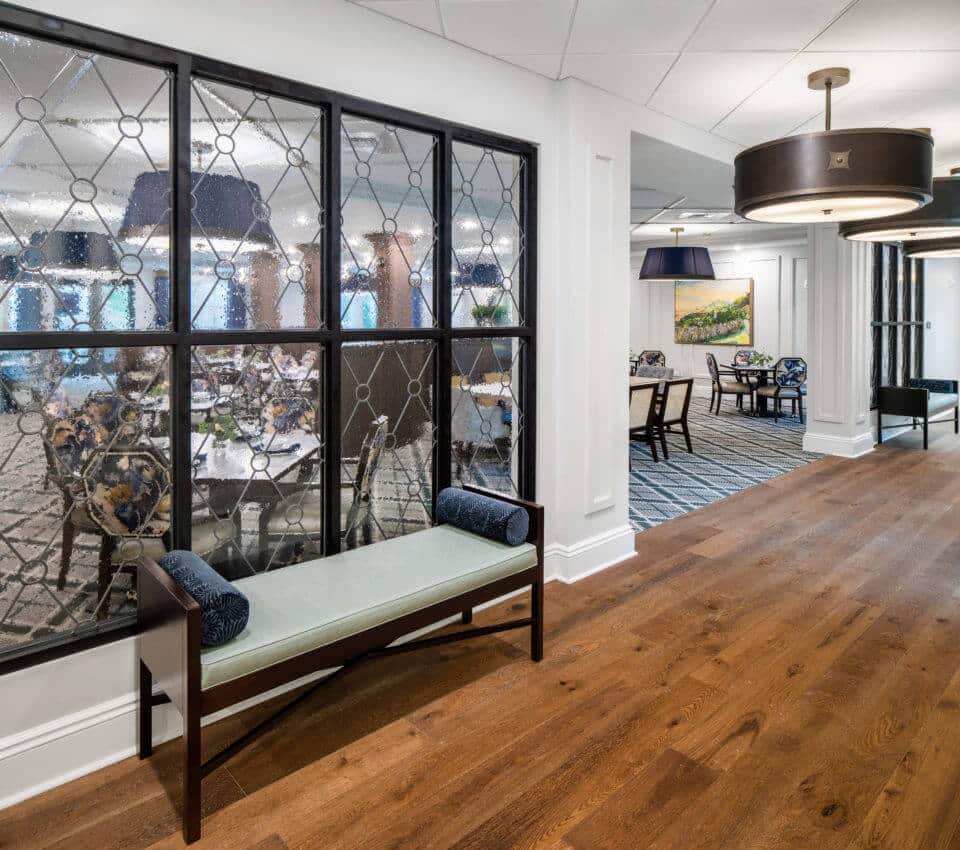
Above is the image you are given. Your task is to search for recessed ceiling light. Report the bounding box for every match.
[734,68,933,224]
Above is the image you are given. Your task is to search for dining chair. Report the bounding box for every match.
[706,353,753,414]
[264,415,389,555]
[732,349,755,366]
[657,378,694,459]
[629,383,662,462]
[638,350,666,367]
[755,357,807,423]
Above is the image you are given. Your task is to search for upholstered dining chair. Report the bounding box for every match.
[638,350,666,367]
[629,383,662,462]
[706,353,753,415]
[732,349,755,366]
[264,414,389,555]
[756,357,807,423]
[657,378,694,459]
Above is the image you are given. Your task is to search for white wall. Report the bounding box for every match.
[1,0,743,809]
[629,240,809,380]
[923,258,960,379]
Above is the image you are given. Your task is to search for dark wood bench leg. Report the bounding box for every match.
[184,701,202,844]
[923,418,929,450]
[955,405,958,434]
[139,660,152,759]
[461,608,473,624]
[531,579,544,662]
[877,412,883,444]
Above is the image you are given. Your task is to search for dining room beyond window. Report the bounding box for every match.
[0,25,536,668]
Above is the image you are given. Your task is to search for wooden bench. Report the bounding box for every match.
[877,378,959,449]
[137,486,544,843]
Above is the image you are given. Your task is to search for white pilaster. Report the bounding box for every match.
[802,224,874,457]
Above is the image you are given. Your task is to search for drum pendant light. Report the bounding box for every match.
[903,237,960,259]
[841,168,960,243]
[734,68,934,224]
[638,227,715,281]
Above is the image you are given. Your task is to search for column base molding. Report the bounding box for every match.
[803,430,874,458]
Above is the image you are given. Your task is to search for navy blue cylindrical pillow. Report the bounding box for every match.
[158,551,249,646]
[435,488,529,546]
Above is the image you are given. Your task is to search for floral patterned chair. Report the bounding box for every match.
[755,357,807,423]
[732,349,755,366]
[638,350,666,367]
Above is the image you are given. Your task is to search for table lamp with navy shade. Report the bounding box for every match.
[638,226,715,281]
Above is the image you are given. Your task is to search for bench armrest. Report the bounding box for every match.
[878,385,929,417]
[138,558,201,717]
[909,378,959,394]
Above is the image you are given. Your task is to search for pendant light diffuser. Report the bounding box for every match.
[734,69,934,224]
[903,237,960,259]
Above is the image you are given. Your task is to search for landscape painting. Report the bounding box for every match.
[674,278,754,345]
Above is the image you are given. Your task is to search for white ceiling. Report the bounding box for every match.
[348,0,960,174]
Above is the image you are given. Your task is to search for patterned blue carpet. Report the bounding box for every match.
[629,395,822,531]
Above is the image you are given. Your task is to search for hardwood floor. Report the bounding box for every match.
[4,425,960,849]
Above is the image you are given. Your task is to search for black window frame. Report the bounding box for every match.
[0,2,538,673]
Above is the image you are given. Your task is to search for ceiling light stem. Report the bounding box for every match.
[824,79,832,132]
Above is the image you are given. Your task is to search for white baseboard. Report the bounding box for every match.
[802,430,875,458]
[545,523,636,584]
[1,523,638,810]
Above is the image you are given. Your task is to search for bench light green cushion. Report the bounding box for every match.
[199,525,537,689]
[928,392,959,415]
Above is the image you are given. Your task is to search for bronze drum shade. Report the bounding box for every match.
[841,175,960,242]
[903,237,960,259]
[734,128,934,224]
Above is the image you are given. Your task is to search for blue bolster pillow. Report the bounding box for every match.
[435,487,529,546]
[158,551,249,647]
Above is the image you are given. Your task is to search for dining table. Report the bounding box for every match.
[724,363,778,416]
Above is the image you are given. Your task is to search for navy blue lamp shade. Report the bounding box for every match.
[638,246,715,281]
[119,171,274,246]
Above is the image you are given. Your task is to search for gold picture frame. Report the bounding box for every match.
[674,277,754,346]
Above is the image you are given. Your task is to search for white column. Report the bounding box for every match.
[802,223,874,457]
[543,79,636,583]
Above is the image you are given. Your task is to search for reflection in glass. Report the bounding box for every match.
[451,337,524,494]
[341,116,436,329]
[0,347,170,651]
[188,78,325,330]
[452,143,524,328]
[341,341,435,547]
[0,31,171,330]
[190,344,324,577]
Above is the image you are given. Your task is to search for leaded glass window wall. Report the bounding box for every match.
[340,115,436,330]
[0,7,537,669]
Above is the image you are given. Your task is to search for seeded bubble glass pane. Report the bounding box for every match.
[190,79,325,330]
[451,143,524,328]
[191,344,324,577]
[0,30,172,331]
[0,347,170,655]
[340,341,435,548]
[340,115,436,329]
[451,337,524,495]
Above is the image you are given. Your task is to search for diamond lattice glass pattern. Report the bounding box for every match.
[340,115,436,329]
[451,337,525,495]
[191,344,323,577]
[340,341,435,548]
[0,347,170,651]
[452,143,524,328]
[190,79,324,330]
[0,31,172,331]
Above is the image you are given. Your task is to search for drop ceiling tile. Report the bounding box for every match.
[498,54,564,78]
[568,0,713,53]
[563,53,676,104]
[809,0,960,51]
[687,0,843,50]
[356,0,445,35]
[648,51,792,130]
[440,0,576,55]
[792,88,958,135]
